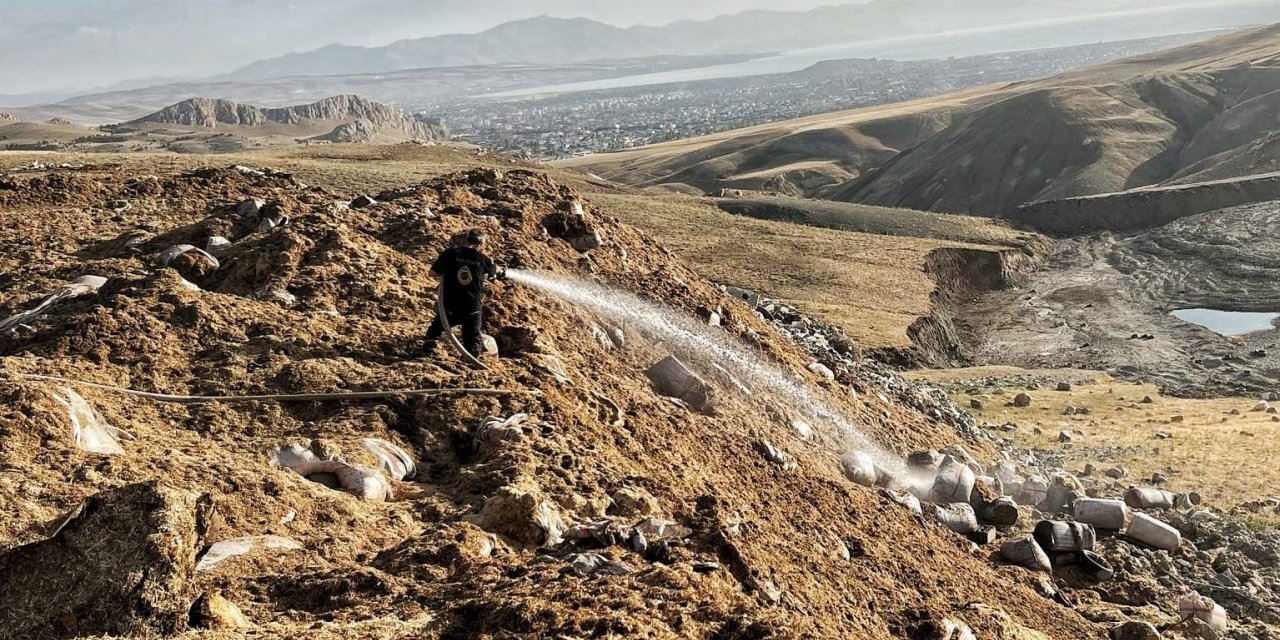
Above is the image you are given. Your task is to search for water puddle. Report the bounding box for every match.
[1170,308,1280,336]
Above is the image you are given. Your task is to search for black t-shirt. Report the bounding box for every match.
[432,246,496,308]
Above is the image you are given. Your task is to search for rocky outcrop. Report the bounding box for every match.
[0,113,16,124]
[129,95,448,141]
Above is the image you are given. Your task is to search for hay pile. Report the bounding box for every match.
[0,164,1099,638]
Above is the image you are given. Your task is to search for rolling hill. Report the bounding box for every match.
[567,23,1280,220]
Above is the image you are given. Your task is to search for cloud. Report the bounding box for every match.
[75,25,106,36]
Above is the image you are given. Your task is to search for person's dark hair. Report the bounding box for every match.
[465,230,485,246]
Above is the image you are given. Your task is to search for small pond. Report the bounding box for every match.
[1170,308,1280,336]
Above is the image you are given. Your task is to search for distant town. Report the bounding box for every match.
[420,33,1213,161]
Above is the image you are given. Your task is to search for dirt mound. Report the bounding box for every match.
[0,164,1101,638]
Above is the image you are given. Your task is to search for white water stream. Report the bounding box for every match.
[507,269,907,476]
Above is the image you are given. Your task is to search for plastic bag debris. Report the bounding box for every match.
[196,535,303,571]
[568,552,633,576]
[271,443,392,501]
[0,275,107,335]
[359,438,416,481]
[50,387,126,455]
[474,413,529,449]
[158,244,220,270]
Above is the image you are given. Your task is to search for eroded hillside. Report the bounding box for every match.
[0,162,1106,638]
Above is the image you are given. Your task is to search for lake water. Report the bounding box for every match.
[1171,309,1280,336]
[487,1,1280,98]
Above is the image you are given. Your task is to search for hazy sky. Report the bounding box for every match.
[0,0,869,94]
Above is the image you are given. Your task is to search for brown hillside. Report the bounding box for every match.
[566,24,1280,220]
[0,161,1102,638]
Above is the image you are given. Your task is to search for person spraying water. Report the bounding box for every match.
[424,230,506,361]
[504,267,908,478]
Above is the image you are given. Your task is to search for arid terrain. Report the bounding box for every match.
[567,24,1280,221]
[5,8,1280,640]
[0,152,1108,639]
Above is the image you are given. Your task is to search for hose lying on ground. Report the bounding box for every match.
[5,372,539,404]
[437,281,489,371]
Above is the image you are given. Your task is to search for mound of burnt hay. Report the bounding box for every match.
[0,481,211,639]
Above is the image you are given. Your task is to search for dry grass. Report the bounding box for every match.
[1,144,1015,350]
[594,192,1013,348]
[913,367,1280,526]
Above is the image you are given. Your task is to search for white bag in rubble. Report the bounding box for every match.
[50,387,124,455]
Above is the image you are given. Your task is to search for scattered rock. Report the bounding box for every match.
[1141,395,1155,404]
[755,440,797,471]
[1013,392,1032,407]
[1106,466,1128,479]
[607,487,659,517]
[1056,382,1073,392]
[1110,620,1161,640]
[807,361,835,381]
[190,592,250,631]
[1058,430,1073,443]
[969,398,984,410]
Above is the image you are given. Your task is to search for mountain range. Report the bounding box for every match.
[228,0,1219,80]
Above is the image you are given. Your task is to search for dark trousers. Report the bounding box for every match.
[426,304,484,356]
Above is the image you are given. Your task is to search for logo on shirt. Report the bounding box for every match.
[456,266,474,285]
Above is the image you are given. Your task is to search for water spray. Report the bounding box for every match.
[505,268,907,476]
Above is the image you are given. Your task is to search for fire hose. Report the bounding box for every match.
[5,372,539,404]
[436,281,489,370]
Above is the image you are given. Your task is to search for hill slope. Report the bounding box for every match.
[0,161,1102,638]
[569,23,1280,219]
[832,24,1280,215]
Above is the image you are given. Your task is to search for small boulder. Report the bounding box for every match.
[608,487,659,518]
[969,398,984,410]
[808,362,835,381]
[1141,395,1155,404]
[1111,621,1161,640]
[1013,393,1032,408]
[191,592,250,631]
[1058,430,1073,443]
[1056,382,1072,392]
